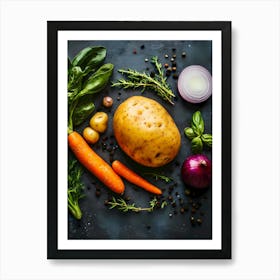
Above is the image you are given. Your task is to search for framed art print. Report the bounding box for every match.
[47,21,231,259]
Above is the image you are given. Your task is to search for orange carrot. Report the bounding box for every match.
[68,131,125,194]
[111,160,162,195]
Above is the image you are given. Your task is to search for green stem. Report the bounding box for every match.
[68,204,82,219]
[68,196,82,219]
[68,99,78,134]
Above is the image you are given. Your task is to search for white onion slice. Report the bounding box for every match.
[178,65,212,103]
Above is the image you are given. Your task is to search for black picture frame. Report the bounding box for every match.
[47,21,231,259]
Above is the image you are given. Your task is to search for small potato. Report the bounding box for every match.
[103,96,113,108]
[90,112,108,133]
[83,127,100,144]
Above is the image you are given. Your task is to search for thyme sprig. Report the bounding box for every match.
[144,172,173,183]
[108,197,167,213]
[112,56,175,105]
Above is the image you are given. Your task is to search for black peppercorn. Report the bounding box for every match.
[166,70,171,77]
[185,189,191,196]
[190,216,196,225]
[191,207,196,214]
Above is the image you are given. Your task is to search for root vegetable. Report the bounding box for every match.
[90,112,108,133]
[68,131,125,194]
[112,160,162,195]
[83,127,100,144]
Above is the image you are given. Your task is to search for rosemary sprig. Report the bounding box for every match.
[108,197,167,213]
[144,172,173,183]
[111,56,175,105]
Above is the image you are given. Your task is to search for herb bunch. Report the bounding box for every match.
[184,111,212,154]
[67,46,114,133]
[108,197,167,213]
[112,56,175,105]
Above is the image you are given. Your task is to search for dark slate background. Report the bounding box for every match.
[68,40,212,239]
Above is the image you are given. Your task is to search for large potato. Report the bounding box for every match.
[113,96,181,167]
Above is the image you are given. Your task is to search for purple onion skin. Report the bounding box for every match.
[181,154,212,189]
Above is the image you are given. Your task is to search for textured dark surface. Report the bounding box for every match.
[68,40,212,239]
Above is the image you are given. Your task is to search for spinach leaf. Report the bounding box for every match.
[72,46,106,72]
[72,96,95,127]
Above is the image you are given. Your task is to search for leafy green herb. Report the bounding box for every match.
[68,160,85,219]
[201,133,212,147]
[184,127,196,139]
[68,62,114,133]
[191,111,204,136]
[71,46,106,75]
[68,46,114,133]
[191,136,203,154]
[184,111,212,154]
[111,56,175,105]
[144,172,173,183]
[108,197,167,213]
[72,95,95,127]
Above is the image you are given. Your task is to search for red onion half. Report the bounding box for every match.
[181,154,212,189]
[178,65,212,103]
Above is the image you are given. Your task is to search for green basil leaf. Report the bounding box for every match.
[191,111,204,136]
[78,63,114,98]
[72,46,106,72]
[201,134,212,147]
[191,137,203,154]
[184,127,196,139]
[68,66,85,92]
[73,96,95,127]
